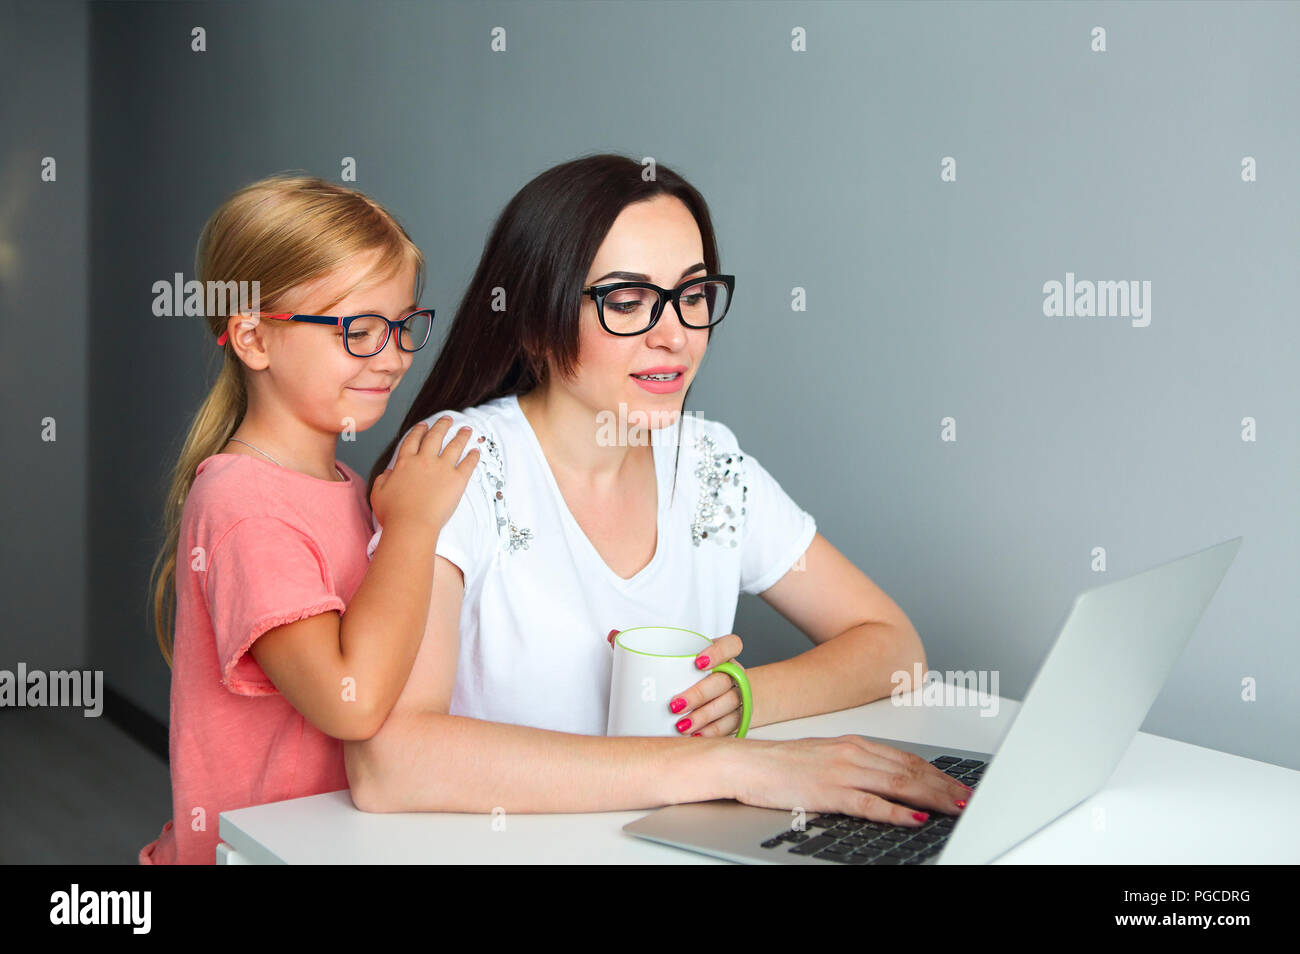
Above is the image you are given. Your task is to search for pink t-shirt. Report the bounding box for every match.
[139,453,373,865]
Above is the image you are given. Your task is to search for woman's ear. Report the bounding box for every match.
[226,314,271,371]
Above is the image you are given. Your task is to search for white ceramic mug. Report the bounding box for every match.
[607,626,752,738]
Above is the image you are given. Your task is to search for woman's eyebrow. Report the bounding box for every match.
[590,262,707,284]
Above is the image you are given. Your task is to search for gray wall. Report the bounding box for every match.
[0,0,89,672]
[8,0,1297,770]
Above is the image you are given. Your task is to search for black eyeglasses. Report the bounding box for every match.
[582,274,735,336]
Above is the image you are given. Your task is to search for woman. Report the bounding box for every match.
[347,155,971,826]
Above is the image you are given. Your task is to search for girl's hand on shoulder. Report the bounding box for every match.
[370,417,480,532]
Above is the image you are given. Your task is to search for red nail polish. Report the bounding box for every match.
[670,698,686,713]
[607,629,619,646]
[912,812,928,822]
[691,732,702,736]
[695,655,710,669]
[954,800,967,809]
[675,717,692,733]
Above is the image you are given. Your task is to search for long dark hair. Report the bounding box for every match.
[368,153,725,503]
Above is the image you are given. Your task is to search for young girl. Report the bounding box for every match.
[139,174,480,864]
[347,155,973,828]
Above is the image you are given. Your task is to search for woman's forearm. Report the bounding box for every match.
[344,711,740,814]
[745,621,926,729]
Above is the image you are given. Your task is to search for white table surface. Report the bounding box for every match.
[218,693,1300,864]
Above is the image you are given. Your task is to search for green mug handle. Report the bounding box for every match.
[709,660,752,739]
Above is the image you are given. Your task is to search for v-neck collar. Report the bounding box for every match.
[508,393,668,587]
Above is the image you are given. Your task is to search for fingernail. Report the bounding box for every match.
[691,732,702,737]
[912,812,929,822]
[954,800,967,809]
[675,717,692,733]
[607,629,619,646]
[670,698,686,713]
[695,655,710,669]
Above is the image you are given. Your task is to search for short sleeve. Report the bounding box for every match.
[203,518,344,696]
[722,429,817,596]
[365,414,494,581]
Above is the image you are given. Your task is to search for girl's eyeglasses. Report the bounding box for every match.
[216,309,434,357]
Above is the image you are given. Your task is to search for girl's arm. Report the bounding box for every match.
[248,519,442,741]
[342,555,738,812]
[249,419,479,741]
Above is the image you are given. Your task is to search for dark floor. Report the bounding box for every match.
[0,706,172,864]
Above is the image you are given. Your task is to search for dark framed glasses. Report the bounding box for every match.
[582,274,735,336]
[216,308,434,357]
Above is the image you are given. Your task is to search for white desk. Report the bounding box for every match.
[217,693,1300,864]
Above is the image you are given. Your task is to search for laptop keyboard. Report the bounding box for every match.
[758,755,986,864]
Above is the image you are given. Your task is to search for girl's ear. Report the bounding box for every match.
[227,314,271,371]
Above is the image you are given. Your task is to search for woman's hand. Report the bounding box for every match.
[727,735,973,827]
[673,632,746,736]
[607,629,747,737]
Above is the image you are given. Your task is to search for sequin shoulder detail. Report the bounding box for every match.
[690,431,747,548]
[470,428,534,554]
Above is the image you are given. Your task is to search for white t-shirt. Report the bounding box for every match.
[366,393,816,736]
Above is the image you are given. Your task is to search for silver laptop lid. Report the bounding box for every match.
[937,536,1242,864]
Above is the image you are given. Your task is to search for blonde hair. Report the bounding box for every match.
[149,173,425,666]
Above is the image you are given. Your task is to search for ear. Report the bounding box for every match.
[226,314,271,371]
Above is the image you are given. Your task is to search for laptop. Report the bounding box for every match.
[624,536,1243,865]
